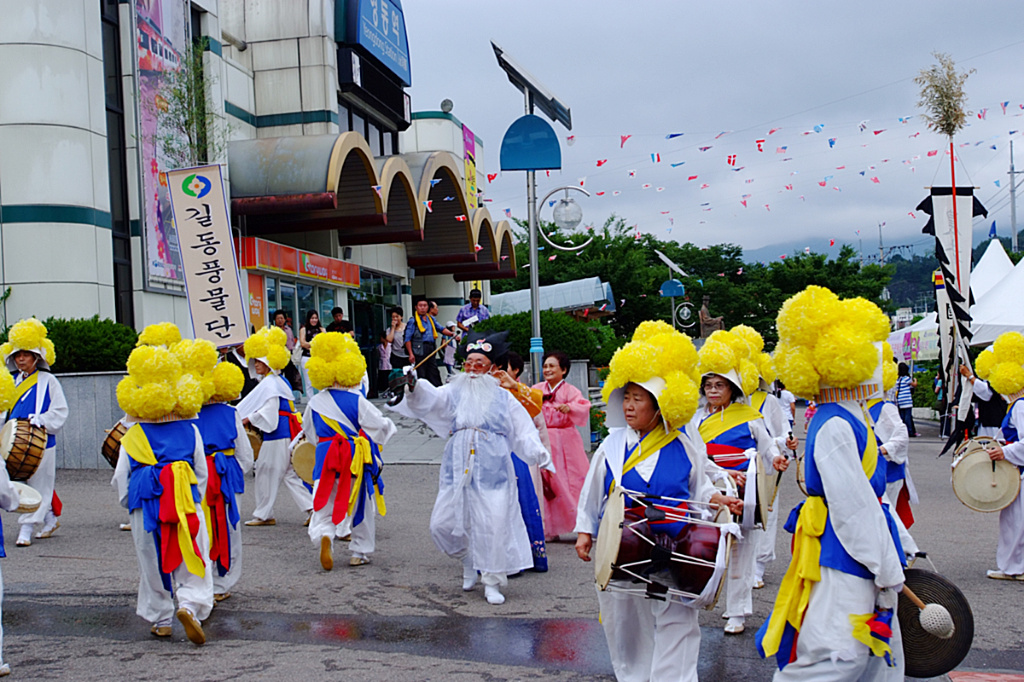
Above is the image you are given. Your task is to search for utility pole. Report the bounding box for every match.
[878,221,885,265]
[1010,140,1021,253]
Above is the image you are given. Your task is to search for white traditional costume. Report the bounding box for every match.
[757,286,905,680]
[689,329,782,634]
[301,332,396,570]
[0,370,22,673]
[110,326,214,645]
[868,344,919,560]
[1,319,68,545]
[236,327,312,525]
[972,334,1024,579]
[192,353,254,599]
[390,331,550,605]
[575,320,727,682]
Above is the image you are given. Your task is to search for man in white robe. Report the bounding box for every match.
[389,331,551,605]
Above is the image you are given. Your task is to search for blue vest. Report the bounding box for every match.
[10,373,55,447]
[604,436,693,537]
[803,402,903,579]
[868,400,905,484]
[196,403,238,455]
[1002,398,1023,444]
[126,421,200,520]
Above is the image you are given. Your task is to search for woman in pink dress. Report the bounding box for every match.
[533,350,591,540]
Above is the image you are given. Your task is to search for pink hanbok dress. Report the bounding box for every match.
[533,380,591,538]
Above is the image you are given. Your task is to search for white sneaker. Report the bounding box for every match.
[462,570,478,591]
[484,585,505,605]
[724,617,745,634]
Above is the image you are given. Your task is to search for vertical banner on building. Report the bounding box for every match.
[463,125,477,210]
[247,273,265,332]
[136,0,188,284]
[166,165,248,347]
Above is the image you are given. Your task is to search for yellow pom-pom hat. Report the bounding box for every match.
[601,322,701,431]
[210,362,245,403]
[3,318,56,372]
[697,329,752,400]
[172,338,219,404]
[306,332,367,390]
[978,332,1024,399]
[117,344,203,420]
[244,326,290,375]
[137,322,182,348]
[728,325,779,391]
[775,286,889,399]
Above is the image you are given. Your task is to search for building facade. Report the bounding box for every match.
[0,0,514,360]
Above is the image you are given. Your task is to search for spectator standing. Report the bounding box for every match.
[896,362,919,437]
[456,288,490,332]
[386,307,408,369]
[272,309,302,393]
[298,310,325,399]
[404,299,443,387]
[325,307,347,333]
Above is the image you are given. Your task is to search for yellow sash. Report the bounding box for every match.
[759,419,878,659]
[609,428,680,494]
[121,424,205,578]
[321,415,386,518]
[750,391,767,413]
[13,372,38,405]
[415,313,438,340]
[697,403,763,444]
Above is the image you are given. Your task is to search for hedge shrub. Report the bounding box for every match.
[473,311,624,366]
[0,316,138,373]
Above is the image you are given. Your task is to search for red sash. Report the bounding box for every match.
[158,464,202,575]
[313,434,355,524]
[205,454,230,572]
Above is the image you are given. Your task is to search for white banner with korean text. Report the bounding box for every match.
[166,165,248,347]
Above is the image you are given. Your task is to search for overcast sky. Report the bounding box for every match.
[401,1,1024,262]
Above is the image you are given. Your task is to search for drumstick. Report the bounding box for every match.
[768,432,794,511]
[902,584,927,610]
[901,584,956,639]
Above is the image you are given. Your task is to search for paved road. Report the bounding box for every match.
[0,410,1020,680]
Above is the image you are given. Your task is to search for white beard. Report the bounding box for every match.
[449,371,499,430]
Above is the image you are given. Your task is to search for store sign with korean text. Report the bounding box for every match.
[166,165,248,346]
[236,237,360,288]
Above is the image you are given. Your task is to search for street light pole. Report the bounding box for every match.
[521,93,545,385]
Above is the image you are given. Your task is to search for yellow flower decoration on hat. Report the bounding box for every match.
[0,371,15,412]
[210,362,245,403]
[881,342,897,393]
[697,339,737,377]
[774,286,888,398]
[758,352,777,385]
[602,322,701,430]
[983,332,1024,396]
[707,329,751,361]
[244,327,290,371]
[730,325,765,355]
[975,347,997,380]
[172,339,219,404]
[137,322,182,348]
[6,318,56,367]
[118,345,202,419]
[306,332,366,390]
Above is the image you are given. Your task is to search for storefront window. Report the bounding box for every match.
[297,282,316,323]
[265,277,277,324]
[280,282,297,329]
[318,286,335,322]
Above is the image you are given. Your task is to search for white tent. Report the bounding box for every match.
[970,254,1024,346]
[970,239,1015,301]
[887,239,1017,358]
[488,277,615,317]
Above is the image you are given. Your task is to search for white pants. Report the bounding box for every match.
[978,425,1002,439]
[251,438,312,521]
[212,514,243,594]
[308,475,375,557]
[129,508,214,625]
[755,501,780,581]
[300,356,316,399]
[725,528,758,618]
[997,483,1024,575]
[19,445,55,529]
[597,586,700,682]
[773,567,903,682]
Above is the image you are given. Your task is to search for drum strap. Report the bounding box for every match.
[698,404,762,444]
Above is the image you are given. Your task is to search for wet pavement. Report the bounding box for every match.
[0,412,1020,679]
